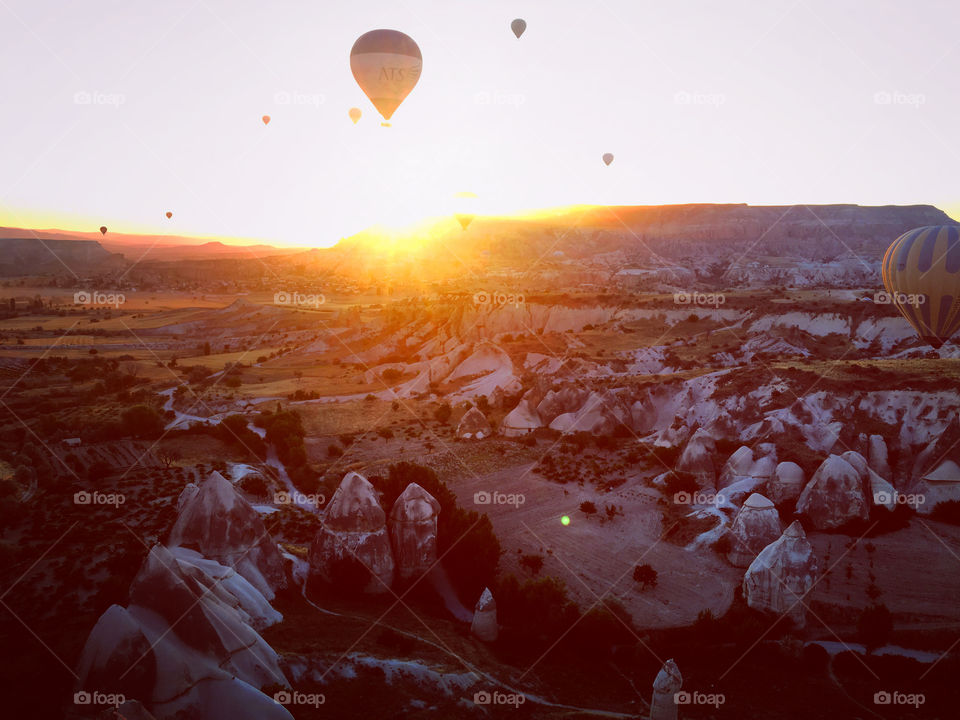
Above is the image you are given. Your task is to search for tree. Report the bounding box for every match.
[434,402,452,424]
[857,603,892,653]
[579,500,597,515]
[121,405,165,439]
[158,448,181,468]
[632,563,658,590]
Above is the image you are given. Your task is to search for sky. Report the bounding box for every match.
[0,0,958,247]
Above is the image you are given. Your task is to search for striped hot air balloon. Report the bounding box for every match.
[881,225,960,348]
[350,30,422,125]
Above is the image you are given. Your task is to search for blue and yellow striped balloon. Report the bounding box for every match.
[881,225,960,348]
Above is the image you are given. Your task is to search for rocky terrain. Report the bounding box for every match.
[1,204,959,719]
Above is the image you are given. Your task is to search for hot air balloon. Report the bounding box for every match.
[350,30,422,125]
[602,153,614,166]
[881,225,960,348]
[349,107,362,124]
[99,226,107,235]
[511,19,526,38]
[165,211,172,219]
[262,115,271,125]
[453,191,477,231]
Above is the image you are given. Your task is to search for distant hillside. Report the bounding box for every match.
[0,237,125,276]
[309,202,958,282]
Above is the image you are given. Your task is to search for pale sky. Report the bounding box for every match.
[0,0,957,247]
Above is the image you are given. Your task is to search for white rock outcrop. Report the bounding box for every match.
[76,545,290,720]
[767,462,805,505]
[727,493,782,567]
[389,483,441,580]
[676,427,717,489]
[796,455,869,530]
[501,390,542,436]
[743,521,818,627]
[470,587,498,642]
[169,472,285,599]
[649,658,682,720]
[309,472,395,593]
[456,406,491,439]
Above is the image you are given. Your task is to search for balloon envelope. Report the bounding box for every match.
[262,115,270,125]
[350,30,422,122]
[455,214,474,231]
[511,19,526,38]
[602,153,614,166]
[99,226,107,235]
[349,107,362,124]
[881,225,960,348]
[165,211,172,219]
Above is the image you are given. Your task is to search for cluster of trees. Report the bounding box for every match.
[254,408,316,491]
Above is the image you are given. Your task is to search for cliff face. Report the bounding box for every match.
[0,237,124,276]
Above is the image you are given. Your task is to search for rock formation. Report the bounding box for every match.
[77,544,290,720]
[676,427,717,489]
[309,472,395,593]
[389,482,441,579]
[796,455,869,529]
[176,482,198,512]
[767,462,805,505]
[727,493,782,567]
[743,521,818,627]
[501,389,542,436]
[456,406,491,439]
[649,658,682,720]
[168,471,285,599]
[868,435,891,481]
[470,587,498,642]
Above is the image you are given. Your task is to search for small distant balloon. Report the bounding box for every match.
[602,153,614,166]
[262,115,271,125]
[454,191,477,231]
[511,19,526,38]
[99,226,107,235]
[349,107,362,124]
[350,29,422,124]
[165,211,173,219]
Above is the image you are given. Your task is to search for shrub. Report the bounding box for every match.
[632,563,658,590]
[434,403,452,424]
[519,554,544,575]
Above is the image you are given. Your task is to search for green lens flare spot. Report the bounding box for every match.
[561,515,571,526]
